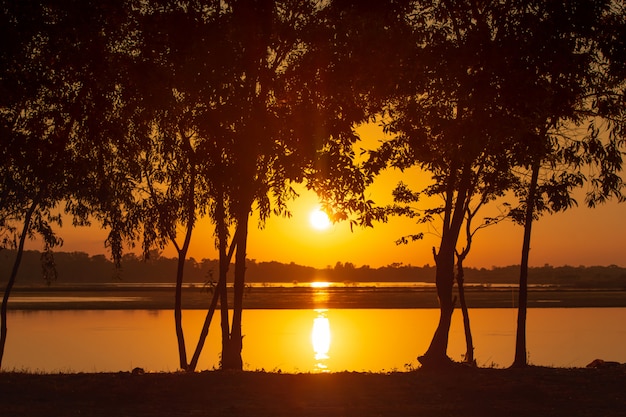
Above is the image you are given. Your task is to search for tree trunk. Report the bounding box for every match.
[174,252,189,370]
[172,158,196,371]
[221,210,248,371]
[419,243,456,368]
[512,159,540,368]
[419,165,471,368]
[456,257,475,365]
[188,272,222,371]
[1,201,38,367]
[216,196,232,370]
[188,226,239,372]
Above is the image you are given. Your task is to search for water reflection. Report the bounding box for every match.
[4,308,626,373]
[312,310,331,371]
[312,282,330,307]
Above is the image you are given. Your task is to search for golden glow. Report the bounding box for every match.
[37,121,626,270]
[310,281,331,288]
[309,208,331,230]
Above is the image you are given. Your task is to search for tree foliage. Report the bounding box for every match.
[1,0,624,372]
[0,0,137,367]
[364,0,625,368]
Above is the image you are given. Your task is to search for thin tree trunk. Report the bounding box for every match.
[216,194,232,370]
[173,153,196,371]
[188,272,222,371]
[512,159,540,368]
[218,268,231,370]
[188,227,239,372]
[174,251,189,370]
[456,257,475,365]
[232,211,249,366]
[1,201,38,367]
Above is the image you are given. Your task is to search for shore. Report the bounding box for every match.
[7,284,626,310]
[1,366,625,416]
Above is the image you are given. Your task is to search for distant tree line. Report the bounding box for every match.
[2,250,625,288]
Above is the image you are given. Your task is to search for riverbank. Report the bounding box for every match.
[6,284,626,310]
[1,366,625,416]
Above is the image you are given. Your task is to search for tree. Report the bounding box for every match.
[506,0,626,368]
[211,0,332,370]
[122,1,224,372]
[0,0,132,366]
[365,0,534,368]
[362,0,625,370]
[0,1,84,366]
[208,0,414,369]
[123,0,335,371]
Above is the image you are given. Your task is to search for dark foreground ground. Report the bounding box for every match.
[1,366,625,417]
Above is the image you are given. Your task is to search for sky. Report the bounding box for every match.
[33,124,626,269]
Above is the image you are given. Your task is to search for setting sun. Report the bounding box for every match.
[309,208,331,231]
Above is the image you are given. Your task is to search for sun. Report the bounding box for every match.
[309,208,331,231]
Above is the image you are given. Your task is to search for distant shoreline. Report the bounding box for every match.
[6,284,626,310]
[3,250,626,289]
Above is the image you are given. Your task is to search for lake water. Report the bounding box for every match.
[2,308,625,373]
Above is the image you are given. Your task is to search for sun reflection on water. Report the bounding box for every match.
[312,282,330,307]
[311,309,331,371]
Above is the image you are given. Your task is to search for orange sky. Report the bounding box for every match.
[35,123,626,269]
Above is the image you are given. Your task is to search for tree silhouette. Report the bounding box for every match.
[505,0,626,368]
[123,0,333,371]
[121,1,226,372]
[0,0,132,366]
[211,0,331,370]
[370,0,625,369]
[87,0,314,371]
[3,0,622,374]
[365,0,532,368]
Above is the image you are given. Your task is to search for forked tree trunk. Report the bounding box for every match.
[419,243,456,367]
[172,157,196,371]
[188,227,239,372]
[512,159,540,368]
[1,201,38,367]
[419,165,471,368]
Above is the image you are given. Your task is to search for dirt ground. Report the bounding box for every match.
[1,366,625,417]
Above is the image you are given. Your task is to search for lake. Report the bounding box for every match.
[3,308,625,372]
